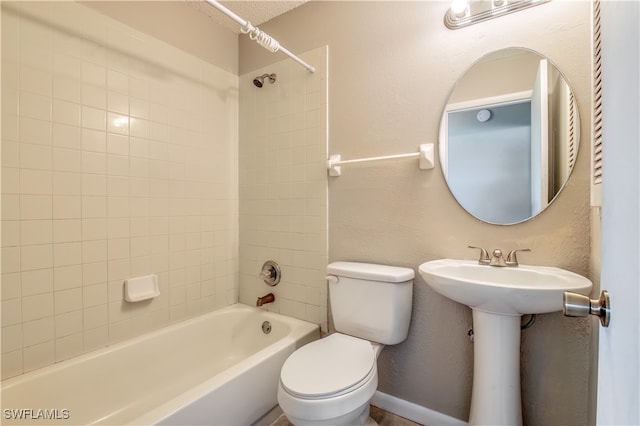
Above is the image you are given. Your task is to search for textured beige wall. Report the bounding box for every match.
[240,1,593,424]
[1,1,239,379]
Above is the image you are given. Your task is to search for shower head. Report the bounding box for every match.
[253,73,277,88]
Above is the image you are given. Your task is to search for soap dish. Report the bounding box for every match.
[124,274,160,302]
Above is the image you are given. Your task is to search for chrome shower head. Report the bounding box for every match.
[253,73,277,88]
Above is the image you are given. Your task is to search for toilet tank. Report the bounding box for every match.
[327,262,414,345]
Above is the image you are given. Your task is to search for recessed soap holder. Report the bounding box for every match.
[124,274,160,302]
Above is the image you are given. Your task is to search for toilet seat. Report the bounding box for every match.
[280,333,376,399]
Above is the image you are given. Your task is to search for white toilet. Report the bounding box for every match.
[277,261,414,425]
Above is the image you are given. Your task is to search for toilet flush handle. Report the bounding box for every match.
[326,275,339,284]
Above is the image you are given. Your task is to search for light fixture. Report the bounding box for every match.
[444,0,550,30]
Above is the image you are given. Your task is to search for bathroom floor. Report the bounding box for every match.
[270,405,422,426]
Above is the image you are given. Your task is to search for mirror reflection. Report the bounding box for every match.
[439,48,580,225]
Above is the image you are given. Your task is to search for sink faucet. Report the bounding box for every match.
[256,293,275,307]
[505,249,531,267]
[469,246,530,267]
[489,249,507,267]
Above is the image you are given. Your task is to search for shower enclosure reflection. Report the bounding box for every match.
[439,48,580,225]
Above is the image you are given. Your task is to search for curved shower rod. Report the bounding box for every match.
[204,0,316,73]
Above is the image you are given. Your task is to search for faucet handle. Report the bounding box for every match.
[468,245,490,265]
[506,249,531,266]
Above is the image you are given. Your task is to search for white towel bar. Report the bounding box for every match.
[327,143,434,176]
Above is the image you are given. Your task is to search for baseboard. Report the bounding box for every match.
[371,391,468,426]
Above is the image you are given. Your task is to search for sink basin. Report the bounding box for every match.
[418,259,592,315]
[418,258,593,425]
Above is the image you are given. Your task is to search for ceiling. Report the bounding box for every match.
[187,1,310,33]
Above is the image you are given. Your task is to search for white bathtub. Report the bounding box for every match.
[1,304,319,425]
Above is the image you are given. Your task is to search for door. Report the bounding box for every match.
[531,58,549,213]
[597,1,639,424]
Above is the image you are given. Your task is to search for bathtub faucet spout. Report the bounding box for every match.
[256,293,275,307]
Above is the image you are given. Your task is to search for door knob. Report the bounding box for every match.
[563,290,610,327]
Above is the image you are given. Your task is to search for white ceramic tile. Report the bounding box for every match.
[22,316,54,346]
[52,171,81,196]
[20,65,52,97]
[21,244,53,271]
[130,98,149,120]
[82,61,106,88]
[2,140,19,168]
[1,350,24,379]
[83,325,108,351]
[2,167,19,194]
[2,113,19,142]
[82,173,106,196]
[107,176,129,197]
[54,265,82,291]
[19,117,51,146]
[83,304,108,329]
[20,220,53,246]
[20,169,52,195]
[82,261,107,286]
[52,123,81,150]
[82,240,107,264]
[1,273,21,300]
[82,128,106,153]
[2,324,23,353]
[82,84,107,110]
[82,151,107,175]
[53,242,82,268]
[107,133,128,156]
[22,293,54,322]
[83,283,106,308]
[55,310,83,338]
[81,106,106,131]
[55,333,83,362]
[53,195,81,219]
[53,99,81,126]
[82,196,107,218]
[107,196,130,218]
[1,298,22,326]
[23,341,54,373]
[107,112,129,136]
[53,219,81,243]
[20,92,51,121]
[82,218,107,240]
[107,70,129,94]
[107,91,128,115]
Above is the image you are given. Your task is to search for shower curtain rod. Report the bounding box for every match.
[204,0,316,73]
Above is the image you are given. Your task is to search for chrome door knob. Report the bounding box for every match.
[563,290,610,327]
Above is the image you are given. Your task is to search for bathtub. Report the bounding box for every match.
[1,304,320,425]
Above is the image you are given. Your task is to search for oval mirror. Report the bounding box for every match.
[439,48,580,225]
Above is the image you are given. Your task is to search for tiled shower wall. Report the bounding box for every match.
[238,48,328,331]
[1,2,239,379]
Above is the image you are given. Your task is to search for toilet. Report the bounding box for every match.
[277,261,414,425]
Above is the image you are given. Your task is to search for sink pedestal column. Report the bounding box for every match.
[469,310,522,426]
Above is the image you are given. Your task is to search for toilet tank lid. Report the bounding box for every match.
[327,262,414,282]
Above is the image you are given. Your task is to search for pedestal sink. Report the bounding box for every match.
[418,259,592,426]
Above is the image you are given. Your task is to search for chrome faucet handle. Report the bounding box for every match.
[489,249,507,267]
[468,245,490,265]
[505,249,531,266]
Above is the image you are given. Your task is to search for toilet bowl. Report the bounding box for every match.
[277,262,414,426]
[277,333,383,426]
